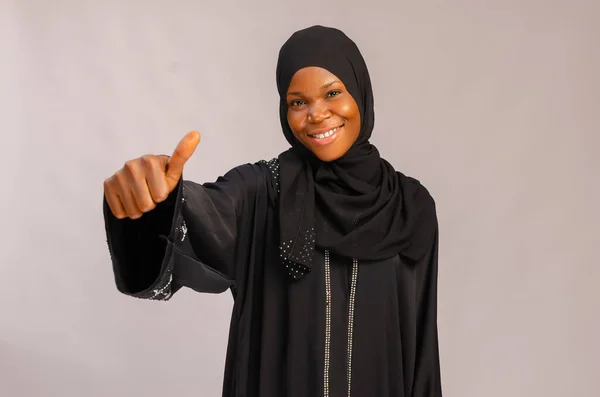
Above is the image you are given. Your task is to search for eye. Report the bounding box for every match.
[326,90,342,98]
[289,99,306,107]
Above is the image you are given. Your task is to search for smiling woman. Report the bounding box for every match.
[286,67,361,161]
[103,25,441,397]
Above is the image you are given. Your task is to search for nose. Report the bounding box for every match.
[307,100,330,123]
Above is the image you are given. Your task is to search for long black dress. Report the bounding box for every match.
[103,158,442,397]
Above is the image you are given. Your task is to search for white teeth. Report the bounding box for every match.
[313,126,341,139]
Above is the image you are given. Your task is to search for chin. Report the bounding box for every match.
[310,147,347,162]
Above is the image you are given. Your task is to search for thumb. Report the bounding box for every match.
[165,130,201,185]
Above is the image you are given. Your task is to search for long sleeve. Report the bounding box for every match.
[411,226,442,397]
[103,162,274,301]
[103,180,180,300]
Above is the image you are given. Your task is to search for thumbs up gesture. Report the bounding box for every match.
[104,131,201,219]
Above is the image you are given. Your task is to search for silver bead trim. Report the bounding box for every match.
[149,273,172,300]
[324,250,332,397]
[179,220,187,241]
[324,250,359,397]
[347,258,358,396]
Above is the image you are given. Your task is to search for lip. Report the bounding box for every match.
[307,124,344,146]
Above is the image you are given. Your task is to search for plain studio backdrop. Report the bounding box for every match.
[1,0,598,396]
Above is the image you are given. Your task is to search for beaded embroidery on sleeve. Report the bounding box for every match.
[128,189,188,301]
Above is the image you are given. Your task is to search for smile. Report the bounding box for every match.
[308,124,344,145]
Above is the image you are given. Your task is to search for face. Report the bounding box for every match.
[286,66,361,162]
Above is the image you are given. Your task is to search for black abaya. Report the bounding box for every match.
[103,159,442,397]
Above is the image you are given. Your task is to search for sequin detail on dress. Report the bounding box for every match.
[179,220,187,242]
[261,158,314,279]
[145,186,188,301]
[280,228,315,279]
[146,183,189,300]
[150,272,173,300]
[259,158,280,193]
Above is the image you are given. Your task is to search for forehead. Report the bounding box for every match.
[287,66,344,93]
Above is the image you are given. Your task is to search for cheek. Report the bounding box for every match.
[338,102,355,118]
[346,123,361,144]
[338,101,361,139]
[287,111,304,135]
[336,99,360,123]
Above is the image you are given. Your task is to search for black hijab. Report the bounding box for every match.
[276,25,436,279]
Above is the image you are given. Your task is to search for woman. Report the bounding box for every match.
[103,25,441,397]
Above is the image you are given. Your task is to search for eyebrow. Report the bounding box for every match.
[287,80,341,96]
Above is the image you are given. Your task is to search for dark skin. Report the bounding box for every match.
[286,66,361,162]
[104,66,361,219]
[104,131,200,220]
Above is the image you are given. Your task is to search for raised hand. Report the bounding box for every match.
[103,131,200,219]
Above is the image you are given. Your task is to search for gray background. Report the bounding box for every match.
[1,0,598,396]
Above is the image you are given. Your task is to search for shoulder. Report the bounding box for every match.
[197,159,279,199]
[201,157,280,193]
[396,170,437,213]
[218,158,278,203]
[395,171,439,257]
[380,157,435,205]
[255,158,280,200]
[397,170,434,196]
[216,158,279,183]
[256,157,280,181]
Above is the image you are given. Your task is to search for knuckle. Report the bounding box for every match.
[153,191,168,203]
[113,169,126,185]
[123,159,138,173]
[114,211,127,219]
[158,191,169,201]
[126,205,143,219]
[135,194,156,212]
[140,154,155,166]
[103,177,112,191]
[149,180,169,202]
[140,201,157,213]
